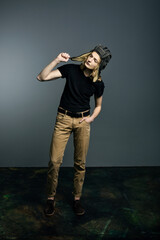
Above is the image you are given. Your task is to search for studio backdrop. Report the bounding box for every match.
[0,0,160,167]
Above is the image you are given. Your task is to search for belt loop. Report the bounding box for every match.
[65,110,67,115]
[82,112,83,118]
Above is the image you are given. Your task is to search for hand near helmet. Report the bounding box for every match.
[56,52,70,63]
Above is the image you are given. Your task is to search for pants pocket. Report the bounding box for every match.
[56,112,65,120]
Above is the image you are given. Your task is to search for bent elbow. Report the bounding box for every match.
[36,75,43,81]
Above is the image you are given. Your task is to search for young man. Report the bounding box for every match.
[37,44,112,216]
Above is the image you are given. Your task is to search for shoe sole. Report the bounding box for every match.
[75,210,85,216]
[44,209,55,216]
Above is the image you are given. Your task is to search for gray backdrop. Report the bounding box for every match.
[0,0,160,167]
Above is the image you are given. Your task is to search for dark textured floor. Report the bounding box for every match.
[0,167,160,240]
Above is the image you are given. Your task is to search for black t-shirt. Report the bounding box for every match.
[57,63,105,112]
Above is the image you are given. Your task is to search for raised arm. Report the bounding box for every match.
[37,52,70,81]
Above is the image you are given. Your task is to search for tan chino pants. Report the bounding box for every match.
[47,111,90,198]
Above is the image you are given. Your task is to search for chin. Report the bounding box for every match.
[85,62,92,69]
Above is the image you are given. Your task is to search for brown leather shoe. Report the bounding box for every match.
[44,199,55,216]
[73,200,85,216]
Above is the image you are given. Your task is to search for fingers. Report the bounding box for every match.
[79,117,86,123]
[79,117,93,124]
[61,52,70,59]
[79,118,84,123]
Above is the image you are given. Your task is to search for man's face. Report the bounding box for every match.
[85,51,101,70]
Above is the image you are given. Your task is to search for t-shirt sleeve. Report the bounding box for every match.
[94,81,105,97]
[57,64,70,78]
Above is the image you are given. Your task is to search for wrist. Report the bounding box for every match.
[54,57,61,64]
[90,115,95,122]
